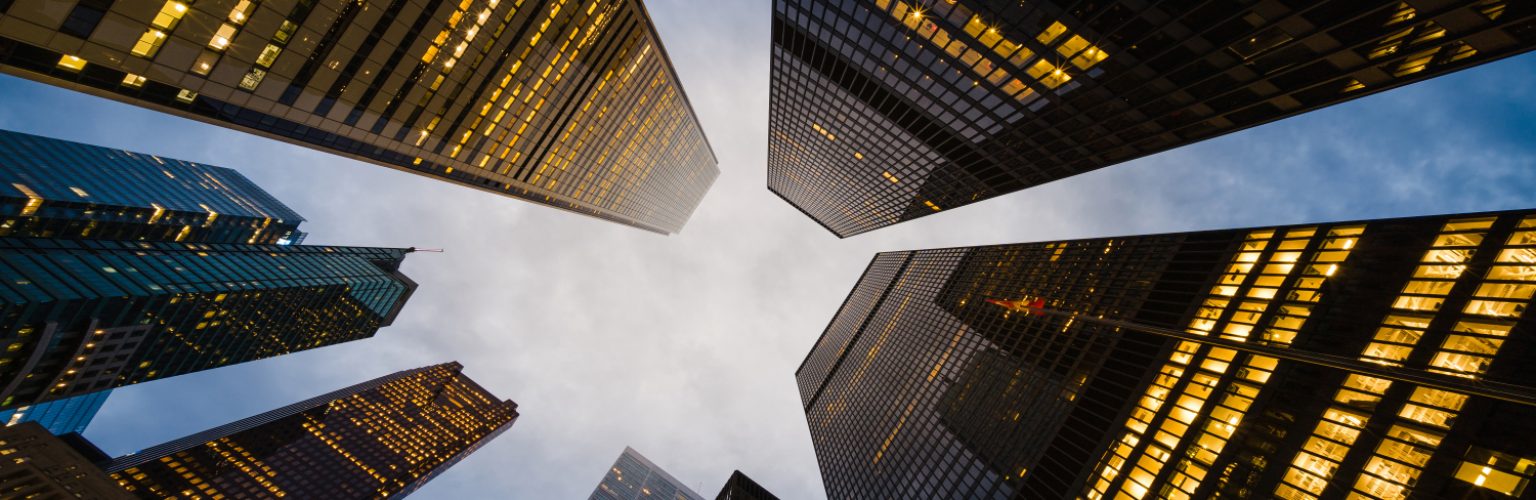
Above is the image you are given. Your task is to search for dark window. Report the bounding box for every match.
[60,0,113,39]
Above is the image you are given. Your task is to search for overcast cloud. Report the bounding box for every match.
[1,1,1535,497]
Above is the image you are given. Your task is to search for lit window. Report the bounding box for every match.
[56,54,87,71]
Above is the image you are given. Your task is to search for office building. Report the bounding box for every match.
[0,0,718,234]
[0,389,111,435]
[0,240,416,410]
[799,209,1536,498]
[591,446,704,500]
[0,128,305,244]
[769,0,1535,236]
[0,128,416,412]
[105,362,517,499]
[715,470,779,500]
[0,421,132,499]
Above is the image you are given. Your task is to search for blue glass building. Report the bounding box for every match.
[0,129,305,244]
[0,389,110,435]
[0,128,417,411]
[0,240,416,409]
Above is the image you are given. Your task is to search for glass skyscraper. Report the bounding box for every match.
[0,129,304,244]
[591,446,705,500]
[0,128,417,411]
[104,362,518,499]
[0,389,111,435]
[768,0,1535,236]
[0,0,718,234]
[799,208,1536,498]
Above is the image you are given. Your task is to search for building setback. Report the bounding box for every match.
[0,128,417,411]
[0,389,111,435]
[768,0,1536,237]
[0,422,131,499]
[0,0,718,234]
[103,362,517,499]
[714,470,780,500]
[591,446,705,500]
[798,209,1536,499]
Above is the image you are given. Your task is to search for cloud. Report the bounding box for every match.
[0,5,1531,500]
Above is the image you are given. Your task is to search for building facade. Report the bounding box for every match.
[0,421,132,499]
[0,128,305,244]
[0,240,416,410]
[0,0,718,234]
[714,470,779,500]
[768,0,1535,236]
[591,446,704,500]
[104,362,517,499]
[0,389,111,435]
[798,209,1536,498]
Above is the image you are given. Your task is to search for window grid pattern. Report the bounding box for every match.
[0,129,304,245]
[0,0,717,234]
[106,363,517,499]
[0,240,413,409]
[802,209,1536,499]
[768,0,1535,236]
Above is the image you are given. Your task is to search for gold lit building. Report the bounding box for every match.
[105,362,517,499]
[798,209,1536,498]
[0,0,718,233]
[769,0,1534,236]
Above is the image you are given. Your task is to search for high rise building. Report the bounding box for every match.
[798,209,1536,498]
[0,0,718,234]
[0,128,305,244]
[103,362,516,498]
[768,0,1535,236]
[591,446,704,500]
[0,389,111,435]
[0,240,416,410]
[0,128,417,411]
[714,470,779,500]
[0,421,132,499]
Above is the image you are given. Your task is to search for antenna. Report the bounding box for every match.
[405,247,445,253]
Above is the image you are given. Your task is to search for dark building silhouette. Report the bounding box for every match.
[715,470,779,500]
[0,0,717,233]
[769,0,1535,236]
[798,209,1536,498]
[0,422,131,499]
[104,362,517,499]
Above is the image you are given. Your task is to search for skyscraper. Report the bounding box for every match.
[0,240,416,410]
[0,0,718,234]
[798,209,1536,498]
[104,362,517,499]
[591,446,704,500]
[0,128,305,244]
[0,422,131,499]
[0,128,417,411]
[0,389,111,435]
[768,0,1535,236]
[714,470,779,500]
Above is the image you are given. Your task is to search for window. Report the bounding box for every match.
[60,0,112,38]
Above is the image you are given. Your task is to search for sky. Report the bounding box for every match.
[2,0,1535,497]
